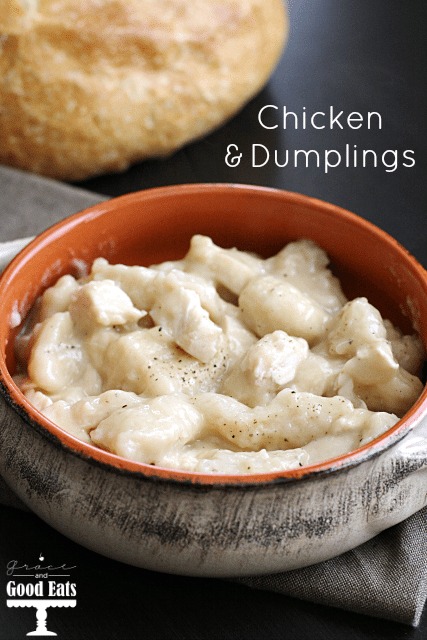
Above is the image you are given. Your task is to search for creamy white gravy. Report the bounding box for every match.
[16,236,425,474]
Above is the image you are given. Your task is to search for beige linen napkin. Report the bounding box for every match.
[0,165,426,627]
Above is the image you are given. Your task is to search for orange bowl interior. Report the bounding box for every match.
[0,184,426,484]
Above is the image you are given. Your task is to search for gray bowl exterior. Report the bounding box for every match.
[1,394,427,578]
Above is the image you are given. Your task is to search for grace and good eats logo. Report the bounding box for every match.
[5,553,77,637]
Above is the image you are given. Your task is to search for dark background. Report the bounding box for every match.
[1,0,427,638]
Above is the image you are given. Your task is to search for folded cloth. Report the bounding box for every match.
[0,164,426,627]
[0,164,105,242]
[238,506,427,626]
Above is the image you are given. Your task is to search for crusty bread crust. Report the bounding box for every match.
[0,0,288,181]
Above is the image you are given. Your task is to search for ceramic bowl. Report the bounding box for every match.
[0,184,426,577]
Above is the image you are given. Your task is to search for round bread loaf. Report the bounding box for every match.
[0,0,288,181]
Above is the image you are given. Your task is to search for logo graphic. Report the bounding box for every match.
[5,552,77,636]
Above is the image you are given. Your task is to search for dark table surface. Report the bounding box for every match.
[1,0,427,638]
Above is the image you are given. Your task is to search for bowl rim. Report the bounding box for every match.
[0,182,426,487]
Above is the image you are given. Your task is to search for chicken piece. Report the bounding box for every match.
[221,330,308,406]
